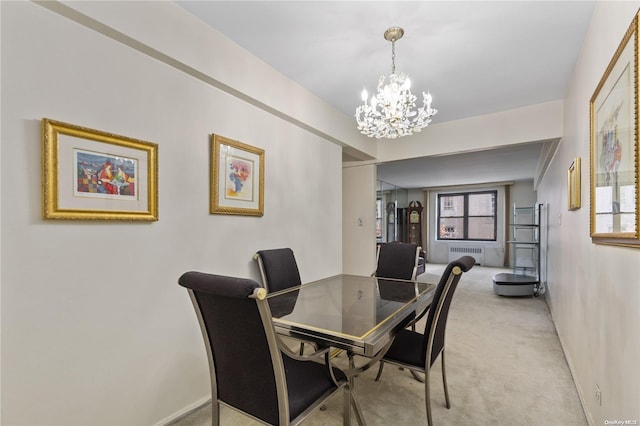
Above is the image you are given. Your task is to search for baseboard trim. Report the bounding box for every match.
[154,396,211,426]
[545,296,593,426]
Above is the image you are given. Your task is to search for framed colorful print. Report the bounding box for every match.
[568,157,581,211]
[590,11,640,247]
[41,118,158,221]
[210,134,264,216]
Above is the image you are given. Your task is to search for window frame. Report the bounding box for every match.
[437,190,497,241]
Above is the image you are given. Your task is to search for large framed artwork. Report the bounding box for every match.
[590,11,640,247]
[42,118,158,221]
[210,134,264,216]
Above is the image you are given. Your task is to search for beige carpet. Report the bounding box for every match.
[169,264,587,425]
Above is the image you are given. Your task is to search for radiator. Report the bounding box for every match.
[448,246,484,265]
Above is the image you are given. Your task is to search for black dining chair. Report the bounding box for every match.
[373,242,422,281]
[255,248,302,293]
[373,242,423,331]
[374,256,475,426]
[178,271,356,426]
[254,248,307,354]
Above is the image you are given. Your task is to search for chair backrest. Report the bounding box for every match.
[178,271,287,425]
[374,242,421,280]
[255,248,302,293]
[422,255,475,366]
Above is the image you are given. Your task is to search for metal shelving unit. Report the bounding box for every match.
[493,203,542,296]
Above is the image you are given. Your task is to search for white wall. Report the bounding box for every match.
[509,180,537,209]
[537,2,640,423]
[377,100,563,162]
[59,0,377,163]
[0,2,350,425]
[342,164,377,276]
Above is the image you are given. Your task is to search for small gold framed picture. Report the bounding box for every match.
[210,134,264,216]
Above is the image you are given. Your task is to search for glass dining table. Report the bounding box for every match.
[267,274,436,357]
[267,274,436,425]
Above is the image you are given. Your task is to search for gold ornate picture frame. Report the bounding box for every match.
[568,157,581,211]
[210,134,264,216]
[590,11,640,247]
[42,118,158,221]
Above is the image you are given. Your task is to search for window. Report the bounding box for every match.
[438,191,497,241]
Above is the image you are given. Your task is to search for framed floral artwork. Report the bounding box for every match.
[590,11,639,247]
[41,118,158,221]
[210,134,264,216]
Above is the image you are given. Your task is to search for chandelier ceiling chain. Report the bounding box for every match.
[355,27,438,139]
[388,27,400,74]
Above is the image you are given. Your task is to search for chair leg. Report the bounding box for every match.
[343,385,351,426]
[410,369,425,383]
[374,361,385,381]
[346,353,365,425]
[425,367,433,426]
[211,400,220,426]
[350,385,366,426]
[441,350,451,409]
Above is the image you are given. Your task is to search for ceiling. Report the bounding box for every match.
[176,1,595,189]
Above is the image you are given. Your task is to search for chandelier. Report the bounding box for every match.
[355,27,438,139]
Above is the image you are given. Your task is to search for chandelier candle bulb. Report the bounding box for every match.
[355,27,438,139]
